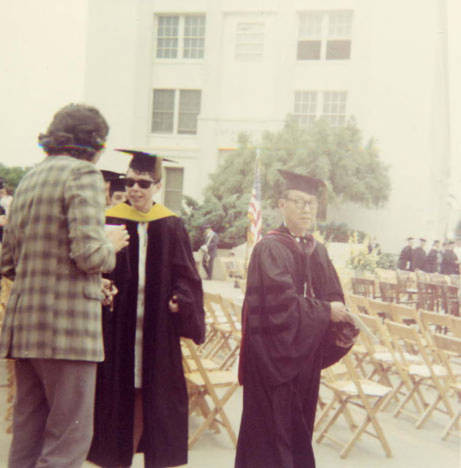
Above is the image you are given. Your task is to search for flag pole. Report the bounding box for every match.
[245,147,262,275]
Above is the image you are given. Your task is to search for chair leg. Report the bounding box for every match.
[340,397,392,459]
[316,396,347,443]
[441,410,460,440]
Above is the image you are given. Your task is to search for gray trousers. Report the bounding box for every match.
[8,358,97,468]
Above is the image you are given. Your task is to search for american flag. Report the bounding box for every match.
[247,153,262,247]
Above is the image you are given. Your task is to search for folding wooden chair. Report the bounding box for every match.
[366,298,393,319]
[387,302,419,327]
[345,293,370,315]
[442,284,460,316]
[419,309,461,340]
[315,352,393,458]
[202,293,241,370]
[351,277,377,298]
[378,281,396,303]
[385,320,455,429]
[429,333,461,440]
[352,312,421,412]
[182,338,239,448]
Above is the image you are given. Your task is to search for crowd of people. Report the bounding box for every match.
[397,237,460,275]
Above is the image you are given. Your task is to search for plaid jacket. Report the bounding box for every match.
[0,156,115,362]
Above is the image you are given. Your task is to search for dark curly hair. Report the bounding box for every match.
[38,103,109,161]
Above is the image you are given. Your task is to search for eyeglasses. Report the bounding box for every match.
[285,197,317,211]
[124,177,155,189]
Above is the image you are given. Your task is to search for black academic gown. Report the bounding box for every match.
[88,202,205,468]
[397,245,413,270]
[424,249,439,273]
[235,227,350,468]
[441,250,459,275]
[412,247,427,271]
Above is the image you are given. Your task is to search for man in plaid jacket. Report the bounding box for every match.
[0,103,129,468]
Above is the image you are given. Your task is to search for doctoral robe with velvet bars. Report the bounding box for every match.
[235,227,350,468]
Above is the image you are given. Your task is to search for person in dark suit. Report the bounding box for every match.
[425,240,441,273]
[441,241,459,275]
[412,238,427,271]
[201,225,219,279]
[397,237,414,270]
[0,103,129,468]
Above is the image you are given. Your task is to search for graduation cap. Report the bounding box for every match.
[109,177,126,195]
[278,169,326,196]
[115,149,175,182]
[407,237,414,241]
[419,238,427,242]
[101,169,123,182]
[278,169,327,220]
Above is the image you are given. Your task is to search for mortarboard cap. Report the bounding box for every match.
[101,169,123,182]
[278,169,326,196]
[407,237,414,241]
[109,177,126,193]
[115,149,175,182]
[420,238,426,242]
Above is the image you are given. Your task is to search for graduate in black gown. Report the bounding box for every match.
[441,241,459,275]
[424,240,440,273]
[412,238,427,271]
[88,150,205,468]
[235,170,357,468]
[397,237,414,270]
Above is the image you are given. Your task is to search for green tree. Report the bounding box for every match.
[0,163,31,190]
[184,118,391,247]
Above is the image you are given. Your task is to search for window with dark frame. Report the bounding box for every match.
[297,10,353,61]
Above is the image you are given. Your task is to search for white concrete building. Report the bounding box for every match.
[84,0,458,252]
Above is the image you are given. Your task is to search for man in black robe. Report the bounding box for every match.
[441,241,459,275]
[424,240,440,273]
[235,170,357,468]
[397,237,414,270]
[412,238,427,271]
[88,150,205,468]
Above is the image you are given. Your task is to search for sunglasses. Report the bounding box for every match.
[124,177,155,189]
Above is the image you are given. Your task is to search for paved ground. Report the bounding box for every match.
[0,280,459,467]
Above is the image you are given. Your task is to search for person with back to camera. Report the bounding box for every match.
[0,103,129,468]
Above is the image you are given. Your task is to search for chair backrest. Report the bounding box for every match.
[419,309,454,337]
[378,281,402,303]
[367,299,393,318]
[219,296,241,332]
[204,292,226,324]
[384,319,430,368]
[345,293,370,315]
[387,302,419,325]
[431,332,461,355]
[351,277,376,298]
